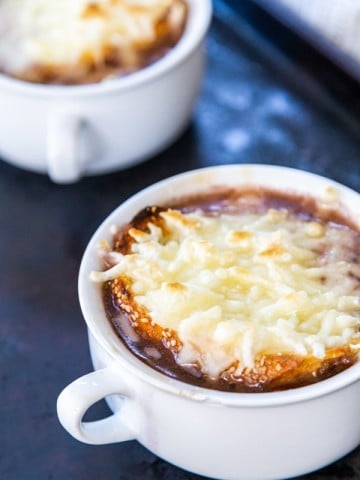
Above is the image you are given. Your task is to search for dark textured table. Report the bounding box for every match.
[1,2,360,479]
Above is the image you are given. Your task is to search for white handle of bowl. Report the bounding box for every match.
[57,368,136,445]
[47,113,93,184]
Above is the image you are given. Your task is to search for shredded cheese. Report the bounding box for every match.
[0,0,186,81]
[92,207,360,379]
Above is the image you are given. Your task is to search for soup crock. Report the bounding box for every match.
[57,165,360,480]
[0,0,212,183]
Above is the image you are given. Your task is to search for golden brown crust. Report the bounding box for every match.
[9,0,188,85]
[109,275,357,390]
[104,194,360,392]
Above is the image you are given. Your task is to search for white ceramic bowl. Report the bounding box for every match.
[57,165,360,480]
[0,0,212,183]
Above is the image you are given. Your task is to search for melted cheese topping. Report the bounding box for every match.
[0,0,186,82]
[92,208,360,379]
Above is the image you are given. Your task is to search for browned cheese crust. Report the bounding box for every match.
[8,0,188,85]
[103,192,360,393]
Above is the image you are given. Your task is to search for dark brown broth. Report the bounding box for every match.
[103,189,360,392]
[0,1,187,85]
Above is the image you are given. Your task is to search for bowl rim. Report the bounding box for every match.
[0,0,212,98]
[79,164,360,407]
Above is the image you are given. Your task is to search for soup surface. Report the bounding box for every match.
[91,189,360,392]
[0,0,187,84]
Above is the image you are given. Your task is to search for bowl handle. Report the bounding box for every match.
[47,112,96,184]
[57,367,136,444]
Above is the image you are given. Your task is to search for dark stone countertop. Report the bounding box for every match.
[1,2,360,479]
